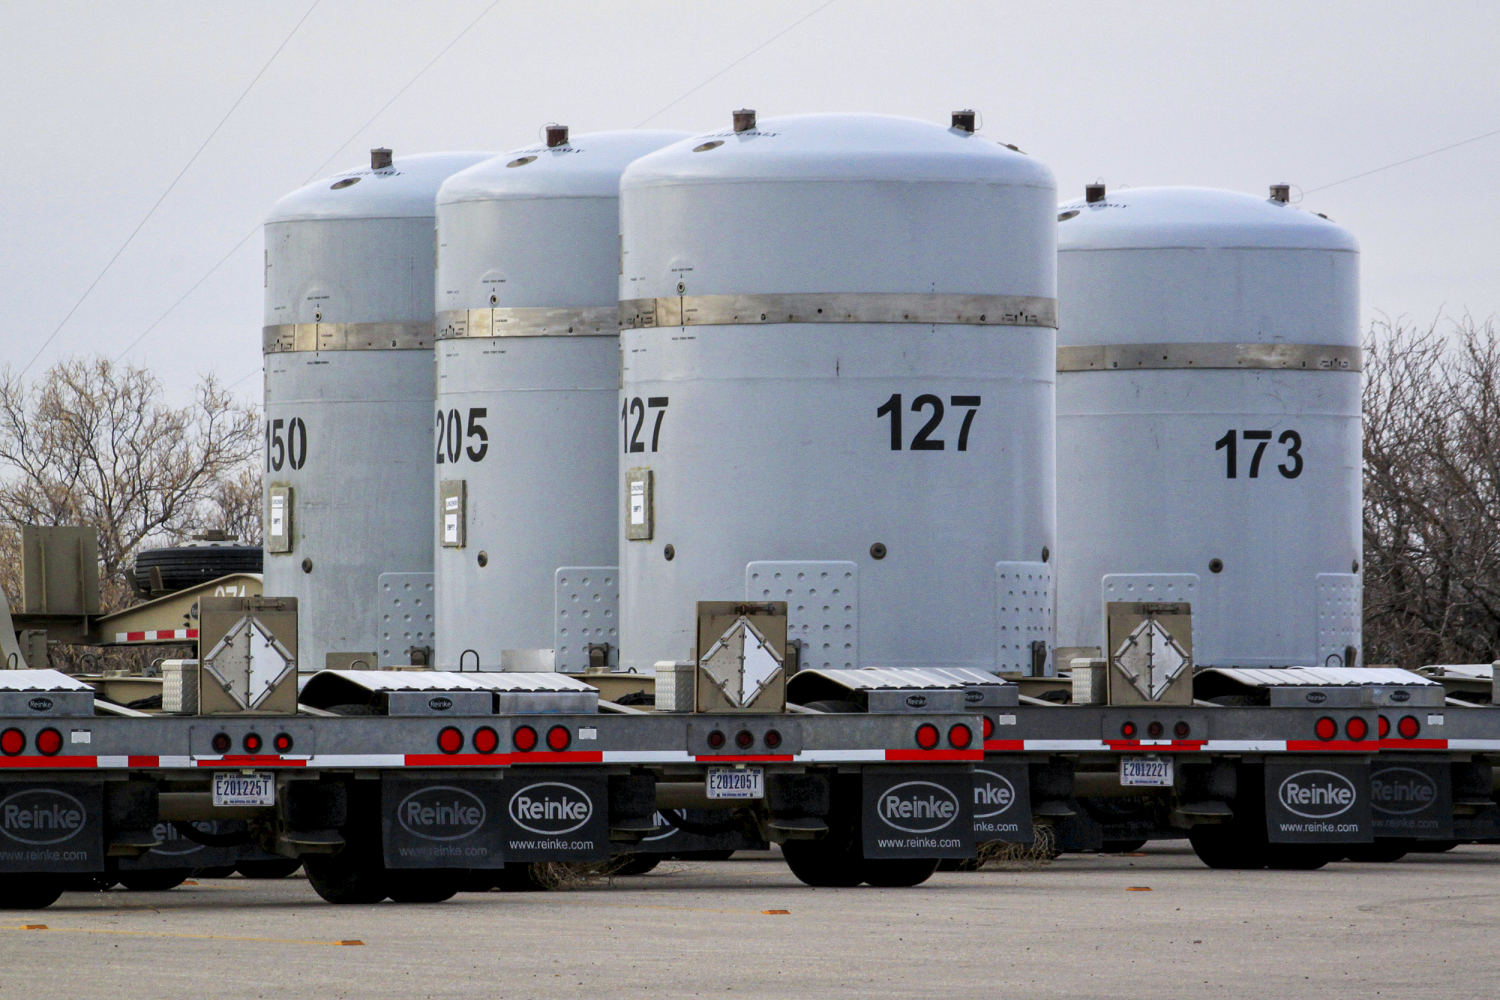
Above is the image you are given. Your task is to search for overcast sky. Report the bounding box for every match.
[3,0,1498,406]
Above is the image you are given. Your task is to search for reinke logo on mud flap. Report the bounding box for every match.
[1371,767,1438,815]
[397,786,487,841]
[973,770,1016,819]
[1278,770,1357,819]
[509,782,593,835]
[878,781,960,834]
[0,789,86,845]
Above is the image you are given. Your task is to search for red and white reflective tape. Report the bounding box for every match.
[113,629,198,643]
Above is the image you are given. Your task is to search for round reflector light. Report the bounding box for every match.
[1121,721,1137,738]
[243,733,263,753]
[1174,721,1191,739]
[211,732,232,754]
[1315,716,1338,741]
[735,730,754,750]
[764,729,782,750]
[1146,721,1164,739]
[1378,715,1391,739]
[513,725,538,752]
[1398,715,1421,740]
[0,728,23,756]
[274,732,295,753]
[546,726,571,751]
[707,729,726,750]
[437,726,464,754]
[948,724,972,749]
[982,716,995,740]
[1346,717,1369,742]
[473,726,499,754]
[35,728,62,756]
[915,723,940,750]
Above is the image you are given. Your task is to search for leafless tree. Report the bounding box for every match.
[1363,317,1500,667]
[0,358,261,614]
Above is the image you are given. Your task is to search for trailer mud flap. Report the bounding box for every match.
[502,770,609,862]
[862,768,974,859]
[381,778,505,869]
[0,781,104,872]
[1264,759,1372,844]
[1371,761,1453,840]
[973,763,1032,843]
[116,820,239,871]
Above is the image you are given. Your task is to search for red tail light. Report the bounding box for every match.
[982,716,995,740]
[35,728,62,756]
[273,732,294,753]
[513,725,538,752]
[243,733,262,753]
[1398,715,1421,739]
[0,729,23,756]
[1174,721,1191,739]
[1378,715,1391,739]
[546,726,571,751]
[948,724,972,749]
[706,729,726,750]
[735,730,754,750]
[763,729,783,750]
[437,726,464,754]
[1146,721,1164,739]
[915,724,940,750]
[1314,717,1338,741]
[1121,721,1137,738]
[1346,717,1369,741]
[473,726,499,754]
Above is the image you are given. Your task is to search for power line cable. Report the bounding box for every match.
[116,0,501,365]
[1306,125,1500,194]
[634,0,838,127]
[24,0,323,377]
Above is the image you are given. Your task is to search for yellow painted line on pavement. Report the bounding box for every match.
[2,924,362,946]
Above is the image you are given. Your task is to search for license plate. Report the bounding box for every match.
[213,771,276,807]
[1120,757,1173,787]
[706,765,764,800]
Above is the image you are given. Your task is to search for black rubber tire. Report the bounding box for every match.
[1188,824,1267,870]
[1264,845,1333,871]
[670,849,736,862]
[118,868,192,892]
[386,869,463,903]
[1344,842,1410,863]
[1409,840,1460,853]
[1101,839,1149,853]
[782,840,863,887]
[612,855,662,876]
[130,544,262,596]
[937,857,984,872]
[234,858,302,880]
[304,849,388,904]
[194,865,237,878]
[0,875,64,909]
[859,857,940,887]
[60,873,118,892]
[492,864,551,892]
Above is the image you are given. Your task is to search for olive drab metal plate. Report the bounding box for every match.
[197,597,298,714]
[1106,601,1194,705]
[695,602,787,713]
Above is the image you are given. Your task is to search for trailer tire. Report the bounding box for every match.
[1187,824,1266,870]
[492,864,551,892]
[859,857,939,887]
[195,865,237,878]
[781,840,862,887]
[612,855,661,876]
[1101,839,1148,853]
[119,868,192,892]
[304,849,389,904]
[130,544,262,596]
[0,875,64,909]
[1344,841,1409,863]
[1409,840,1459,853]
[235,858,302,879]
[386,869,462,903]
